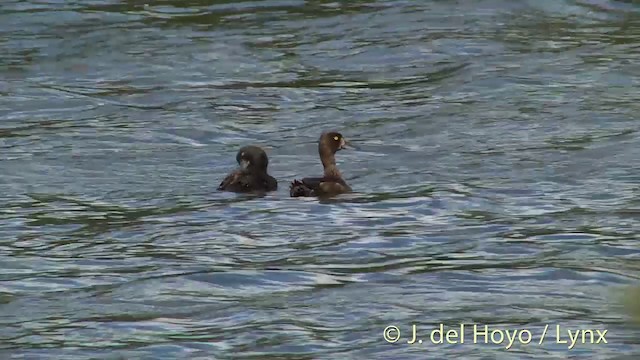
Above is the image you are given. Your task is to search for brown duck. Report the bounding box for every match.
[290,131,352,197]
[218,145,277,193]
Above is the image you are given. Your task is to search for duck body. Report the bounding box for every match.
[289,131,352,198]
[218,169,277,193]
[290,176,351,197]
[218,145,277,193]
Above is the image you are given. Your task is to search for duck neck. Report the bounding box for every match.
[320,147,341,178]
[245,165,268,176]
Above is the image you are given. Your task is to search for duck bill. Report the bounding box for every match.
[340,139,357,150]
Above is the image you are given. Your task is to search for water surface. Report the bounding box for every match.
[1,0,640,359]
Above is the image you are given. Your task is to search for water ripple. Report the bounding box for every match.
[1,0,640,359]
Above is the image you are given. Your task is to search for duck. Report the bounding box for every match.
[218,145,277,193]
[290,131,352,198]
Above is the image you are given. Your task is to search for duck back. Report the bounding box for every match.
[289,176,350,197]
[219,171,277,193]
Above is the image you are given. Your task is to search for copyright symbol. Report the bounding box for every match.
[383,325,400,343]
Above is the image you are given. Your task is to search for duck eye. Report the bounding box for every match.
[333,136,339,141]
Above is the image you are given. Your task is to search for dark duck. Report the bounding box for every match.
[218,145,277,193]
[290,131,352,198]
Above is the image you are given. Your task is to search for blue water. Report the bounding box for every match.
[1,0,639,359]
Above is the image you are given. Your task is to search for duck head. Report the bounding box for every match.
[236,145,269,172]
